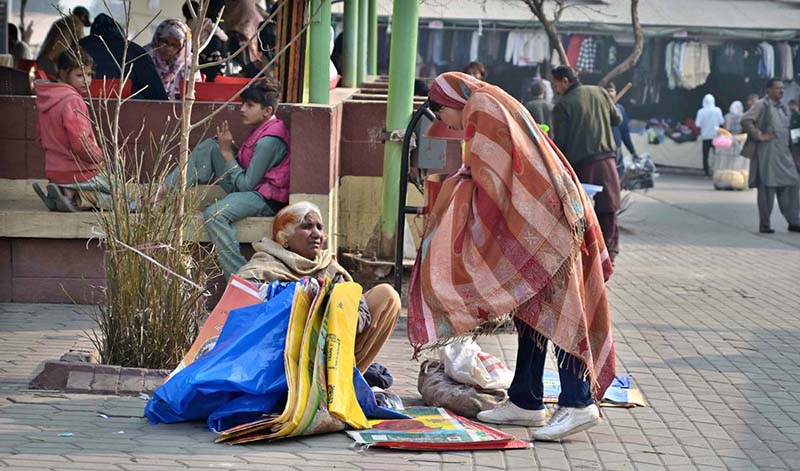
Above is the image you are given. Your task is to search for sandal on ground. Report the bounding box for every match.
[46,184,79,212]
[32,182,57,211]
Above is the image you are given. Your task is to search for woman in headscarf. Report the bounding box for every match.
[79,13,167,100]
[145,19,202,99]
[409,72,615,441]
[237,201,401,372]
[724,100,744,135]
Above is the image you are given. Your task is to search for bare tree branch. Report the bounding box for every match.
[598,0,643,88]
[523,0,569,67]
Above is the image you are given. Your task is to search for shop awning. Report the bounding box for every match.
[334,0,800,40]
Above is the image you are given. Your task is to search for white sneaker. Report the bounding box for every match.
[532,404,600,441]
[476,401,547,427]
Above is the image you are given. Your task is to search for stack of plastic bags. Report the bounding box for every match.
[417,339,514,418]
[145,276,406,444]
[712,129,749,191]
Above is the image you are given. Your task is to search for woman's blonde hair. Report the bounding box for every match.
[272,201,322,246]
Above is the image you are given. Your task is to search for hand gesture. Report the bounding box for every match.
[216,120,234,156]
[760,132,775,142]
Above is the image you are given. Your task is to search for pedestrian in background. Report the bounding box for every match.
[551,66,622,262]
[524,80,552,131]
[462,61,486,81]
[695,94,724,178]
[79,13,167,100]
[789,99,800,166]
[605,82,638,178]
[742,78,800,234]
[724,100,745,134]
[36,6,91,76]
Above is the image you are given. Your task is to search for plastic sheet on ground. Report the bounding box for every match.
[543,371,646,408]
[346,407,531,451]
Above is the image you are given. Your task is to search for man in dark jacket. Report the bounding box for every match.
[552,66,622,261]
[79,13,167,100]
[524,80,552,131]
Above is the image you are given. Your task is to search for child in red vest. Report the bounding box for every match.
[162,78,291,277]
[33,49,112,212]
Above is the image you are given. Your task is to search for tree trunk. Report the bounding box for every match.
[598,0,643,88]
[524,0,570,67]
[540,13,569,67]
[176,15,203,248]
[20,0,34,43]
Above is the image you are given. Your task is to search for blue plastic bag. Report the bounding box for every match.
[145,283,297,429]
[353,367,409,420]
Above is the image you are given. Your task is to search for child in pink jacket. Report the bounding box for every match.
[33,49,111,212]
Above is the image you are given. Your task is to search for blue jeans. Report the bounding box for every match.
[508,326,593,410]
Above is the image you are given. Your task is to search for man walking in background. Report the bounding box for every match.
[551,66,622,262]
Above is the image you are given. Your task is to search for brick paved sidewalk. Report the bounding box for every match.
[1,174,800,470]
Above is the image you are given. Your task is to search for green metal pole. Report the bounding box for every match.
[367,0,378,75]
[379,0,418,250]
[357,0,368,85]
[308,0,331,104]
[342,0,359,88]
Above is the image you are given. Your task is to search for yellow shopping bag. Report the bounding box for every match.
[326,282,369,429]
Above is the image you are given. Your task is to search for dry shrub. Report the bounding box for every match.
[85,97,217,369]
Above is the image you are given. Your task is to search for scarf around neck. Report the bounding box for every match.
[147,19,192,99]
[237,237,352,283]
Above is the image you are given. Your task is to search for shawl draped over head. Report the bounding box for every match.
[146,19,197,99]
[236,202,352,283]
[409,71,616,400]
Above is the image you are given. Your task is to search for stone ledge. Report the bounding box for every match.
[0,199,272,242]
[30,360,169,395]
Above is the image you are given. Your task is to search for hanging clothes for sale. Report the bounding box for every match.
[665,41,684,90]
[794,44,800,81]
[452,30,473,67]
[777,42,794,81]
[687,42,711,89]
[470,30,481,62]
[758,41,775,78]
[744,44,762,81]
[566,35,584,67]
[716,43,745,76]
[576,36,598,72]
[429,29,446,66]
[504,30,550,66]
[665,41,710,90]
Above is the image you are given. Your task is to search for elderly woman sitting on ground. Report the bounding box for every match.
[237,201,401,371]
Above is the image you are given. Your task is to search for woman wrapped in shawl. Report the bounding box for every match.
[238,201,401,371]
[145,19,203,99]
[409,72,615,441]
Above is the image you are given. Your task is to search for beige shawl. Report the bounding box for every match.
[237,238,352,282]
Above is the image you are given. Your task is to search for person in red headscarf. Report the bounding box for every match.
[409,72,616,441]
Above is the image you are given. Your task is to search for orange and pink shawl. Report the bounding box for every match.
[409,72,616,399]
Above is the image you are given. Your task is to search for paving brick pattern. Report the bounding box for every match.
[1,175,799,470]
